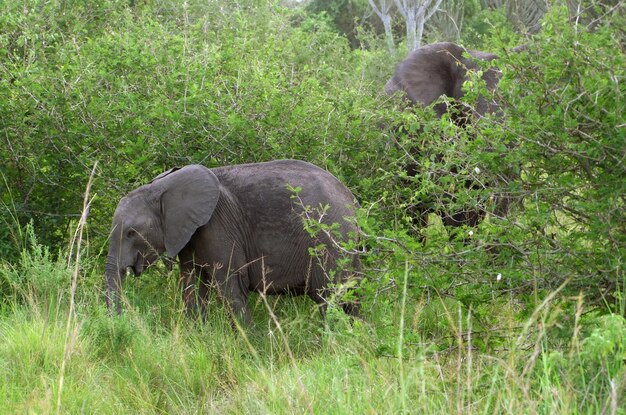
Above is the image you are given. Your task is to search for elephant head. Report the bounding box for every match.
[104,165,220,313]
[385,42,516,233]
[385,42,501,122]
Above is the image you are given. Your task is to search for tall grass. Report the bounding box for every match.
[1,231,624,413]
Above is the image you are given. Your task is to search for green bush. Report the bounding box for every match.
[0,224,69,312]
[370,2,626,324]
[0,0,390,258]
[0,0,624,411]
[490,4,625,310]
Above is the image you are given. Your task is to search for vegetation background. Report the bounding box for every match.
[0,0,624,412]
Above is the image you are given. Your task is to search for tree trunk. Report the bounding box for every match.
[415,15,425,50]
[406,13,418,50]
[382,14,395,54]
[368,0,396,55]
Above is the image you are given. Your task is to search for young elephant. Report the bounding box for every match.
[104,160,361,325]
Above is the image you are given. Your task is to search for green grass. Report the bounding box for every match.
[0,243,624,414]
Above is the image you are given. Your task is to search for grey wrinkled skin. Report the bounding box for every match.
[385,42,501,121]
[104,160,361,325]
[386,42,513,230]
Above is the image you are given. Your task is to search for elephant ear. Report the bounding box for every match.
[388,42,466,109]
[152,165,220,257]
[151,167,182,182]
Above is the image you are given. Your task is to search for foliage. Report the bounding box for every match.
[0,245,624,412]
[0,0,390,259]
[0,0,624,411]
[305,0,375,48]
[374,1,625,319]
[490,4,626,309]
[0,224,68,312]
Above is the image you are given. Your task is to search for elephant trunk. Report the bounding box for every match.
[105,255,123,314]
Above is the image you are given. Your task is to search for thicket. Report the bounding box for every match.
[0,0,625,412]
[0,0,390,256]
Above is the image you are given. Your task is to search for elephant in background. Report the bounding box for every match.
[105,160,361,326]
[385,42,502,122]
[385,42,515,230]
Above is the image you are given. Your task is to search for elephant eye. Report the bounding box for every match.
[126,229,137,238]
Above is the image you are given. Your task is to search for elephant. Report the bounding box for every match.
[385,42,515,231]
[104,159,361,326]
[385,41,501,122]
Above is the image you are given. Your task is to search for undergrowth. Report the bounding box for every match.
[0,233,623,414]
[0,0,624,413]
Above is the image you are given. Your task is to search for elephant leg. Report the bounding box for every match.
[179,266,204,317]
[178,252,209,318]
[440,208,485,228]
[308,286,360,319]
[306,248,335,319]
[493,192,513,219]
[308,289,329,320]
[342,301,360,317]
[439,178,486,233]
[226,283,252,327]
[308,249,362,319]
[333,253,362,318]
[211,262,252,327]
[340,267,362,318]
[402,161,432,238]
[410,202,432,239]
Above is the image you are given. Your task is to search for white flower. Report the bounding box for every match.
[474,167,481,174]
[468,230,474,237]
[496,273,502,282]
